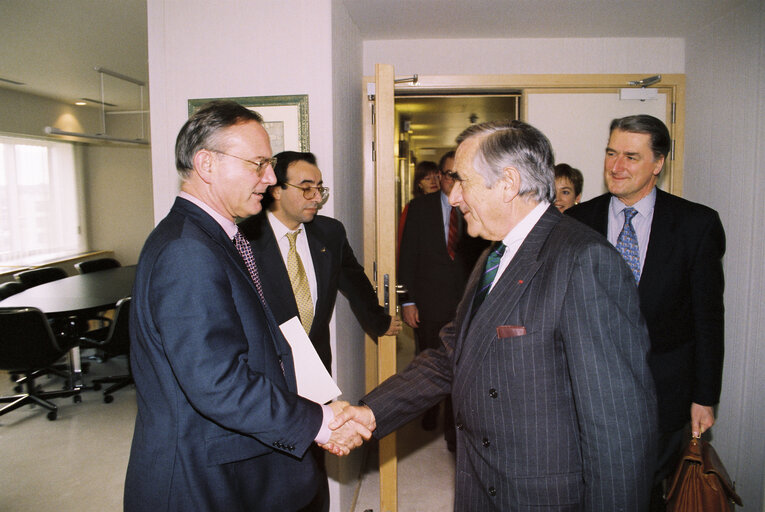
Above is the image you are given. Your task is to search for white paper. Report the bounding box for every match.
[279,316,341,404]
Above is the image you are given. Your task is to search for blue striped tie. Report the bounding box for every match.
[473,242,506,312]
[616,207,641,282]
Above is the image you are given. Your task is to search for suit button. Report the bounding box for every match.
[488,486,496,496]
[456,423,464,430]
[482,437,490,447]
[489,388,497,398]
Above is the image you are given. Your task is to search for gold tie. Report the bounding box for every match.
[286,230,313,334]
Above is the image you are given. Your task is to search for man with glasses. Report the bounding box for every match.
[240,151,401,373]
[125,103,369,512]
[238,150,400,511]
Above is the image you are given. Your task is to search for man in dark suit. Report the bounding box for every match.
[566,114,726,508]
[399,151,487,438]
[330,120,659,511]
[238,151,400,373]
[124,102,368,512]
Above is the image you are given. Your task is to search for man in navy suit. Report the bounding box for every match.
[331,120,658,511]
[566,114,726,509]
[124,101,369,512]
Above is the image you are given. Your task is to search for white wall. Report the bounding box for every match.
[685,1,765,509]
[364,37,684,75]
[326,4,366,507]
[147,0,335,224]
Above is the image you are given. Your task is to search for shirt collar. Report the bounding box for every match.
[609,187,657,219]
[267,210,304,240]
[179,191,238,239]
[502,201,551,248]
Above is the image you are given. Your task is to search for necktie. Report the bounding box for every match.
[234,228,286,376]
[446,206,458,260]
[472,242,506,312]
[616,207,641,283]
[285,230,314,334]
[233,229,268,305]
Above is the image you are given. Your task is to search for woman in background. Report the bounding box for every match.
[554,163,584,212]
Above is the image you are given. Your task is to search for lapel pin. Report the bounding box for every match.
[518,280,524,284]
[321,247,327,253]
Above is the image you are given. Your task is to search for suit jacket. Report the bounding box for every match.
[125,198,324,512]
[398,192,487,323]
[238,212,390,371]
[566,189,726,431]
[364,206,658,511]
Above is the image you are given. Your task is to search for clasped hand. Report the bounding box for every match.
[318,402,377,456]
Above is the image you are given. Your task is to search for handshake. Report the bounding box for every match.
[318,401,377,456]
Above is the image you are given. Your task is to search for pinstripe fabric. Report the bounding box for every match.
[363,206,658,511]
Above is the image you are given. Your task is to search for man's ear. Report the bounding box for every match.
[192,149,215,184]
[270,185,282,202]
[501,166,521,203]
[652,155,665,176]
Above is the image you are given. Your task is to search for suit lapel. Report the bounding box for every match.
[305,222,331,332]
[639,189,675,297]
[248,217,299,322]
[453,207,558,395]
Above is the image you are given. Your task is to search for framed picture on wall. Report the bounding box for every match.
[188,94,310,152]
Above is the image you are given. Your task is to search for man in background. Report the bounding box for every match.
[566,114,726,509]
[332,119,658,510]
[238,150,400,373]
[238,150,400,510]
[125,102,367,512]
[398,150,487,447]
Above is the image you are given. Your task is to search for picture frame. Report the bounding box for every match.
[188,94,310,153]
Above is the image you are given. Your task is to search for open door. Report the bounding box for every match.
[362,63,398,512]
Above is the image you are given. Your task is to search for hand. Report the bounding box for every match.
[330,404,376,433]
[402,304,419,328]
[690,402,715,437]
[384,316,402,336]
[318,402,373,456]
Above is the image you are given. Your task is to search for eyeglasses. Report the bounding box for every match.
[284,182,330,202]
[209,149,277,176]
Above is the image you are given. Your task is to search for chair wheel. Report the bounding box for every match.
[10,373,19,382]
[47,411,57,421]
[73,395,82,404]
[92,382,102,391]
[14,385,22,393]
[104,394,114,404]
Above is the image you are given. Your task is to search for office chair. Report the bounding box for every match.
[0,307,81,421]
[0,281,28,300]
[74,258,121,274]
[79,297,132,403]
[13,266,68,288]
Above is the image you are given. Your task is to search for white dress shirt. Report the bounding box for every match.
[267,211,318,311]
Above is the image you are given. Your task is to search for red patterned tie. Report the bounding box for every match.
[233,229,267,306]
[446,206,458,260]
[233,229,285,375]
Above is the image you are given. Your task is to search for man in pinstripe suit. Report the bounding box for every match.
[329,120,659,511]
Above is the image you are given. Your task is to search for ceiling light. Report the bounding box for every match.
[75,101,87,106]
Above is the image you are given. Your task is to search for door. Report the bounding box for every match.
[363,63,399,512]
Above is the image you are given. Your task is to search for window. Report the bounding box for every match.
[0,135,85,265]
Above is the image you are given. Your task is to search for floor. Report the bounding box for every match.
[0,328,455,512]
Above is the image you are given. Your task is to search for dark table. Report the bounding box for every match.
[0,265,135,389]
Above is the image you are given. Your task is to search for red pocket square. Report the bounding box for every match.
[497,325,527,338]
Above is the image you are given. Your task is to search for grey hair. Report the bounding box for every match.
[456,119,556,203]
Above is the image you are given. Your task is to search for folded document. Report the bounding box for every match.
[279,316,342,404]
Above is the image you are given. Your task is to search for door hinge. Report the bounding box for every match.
[671,102,676,124]
[671,139,675,161]
[372,140,376,162]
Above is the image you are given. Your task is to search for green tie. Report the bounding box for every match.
[286,230,313,334]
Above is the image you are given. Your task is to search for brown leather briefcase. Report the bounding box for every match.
[665,436,743,511]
